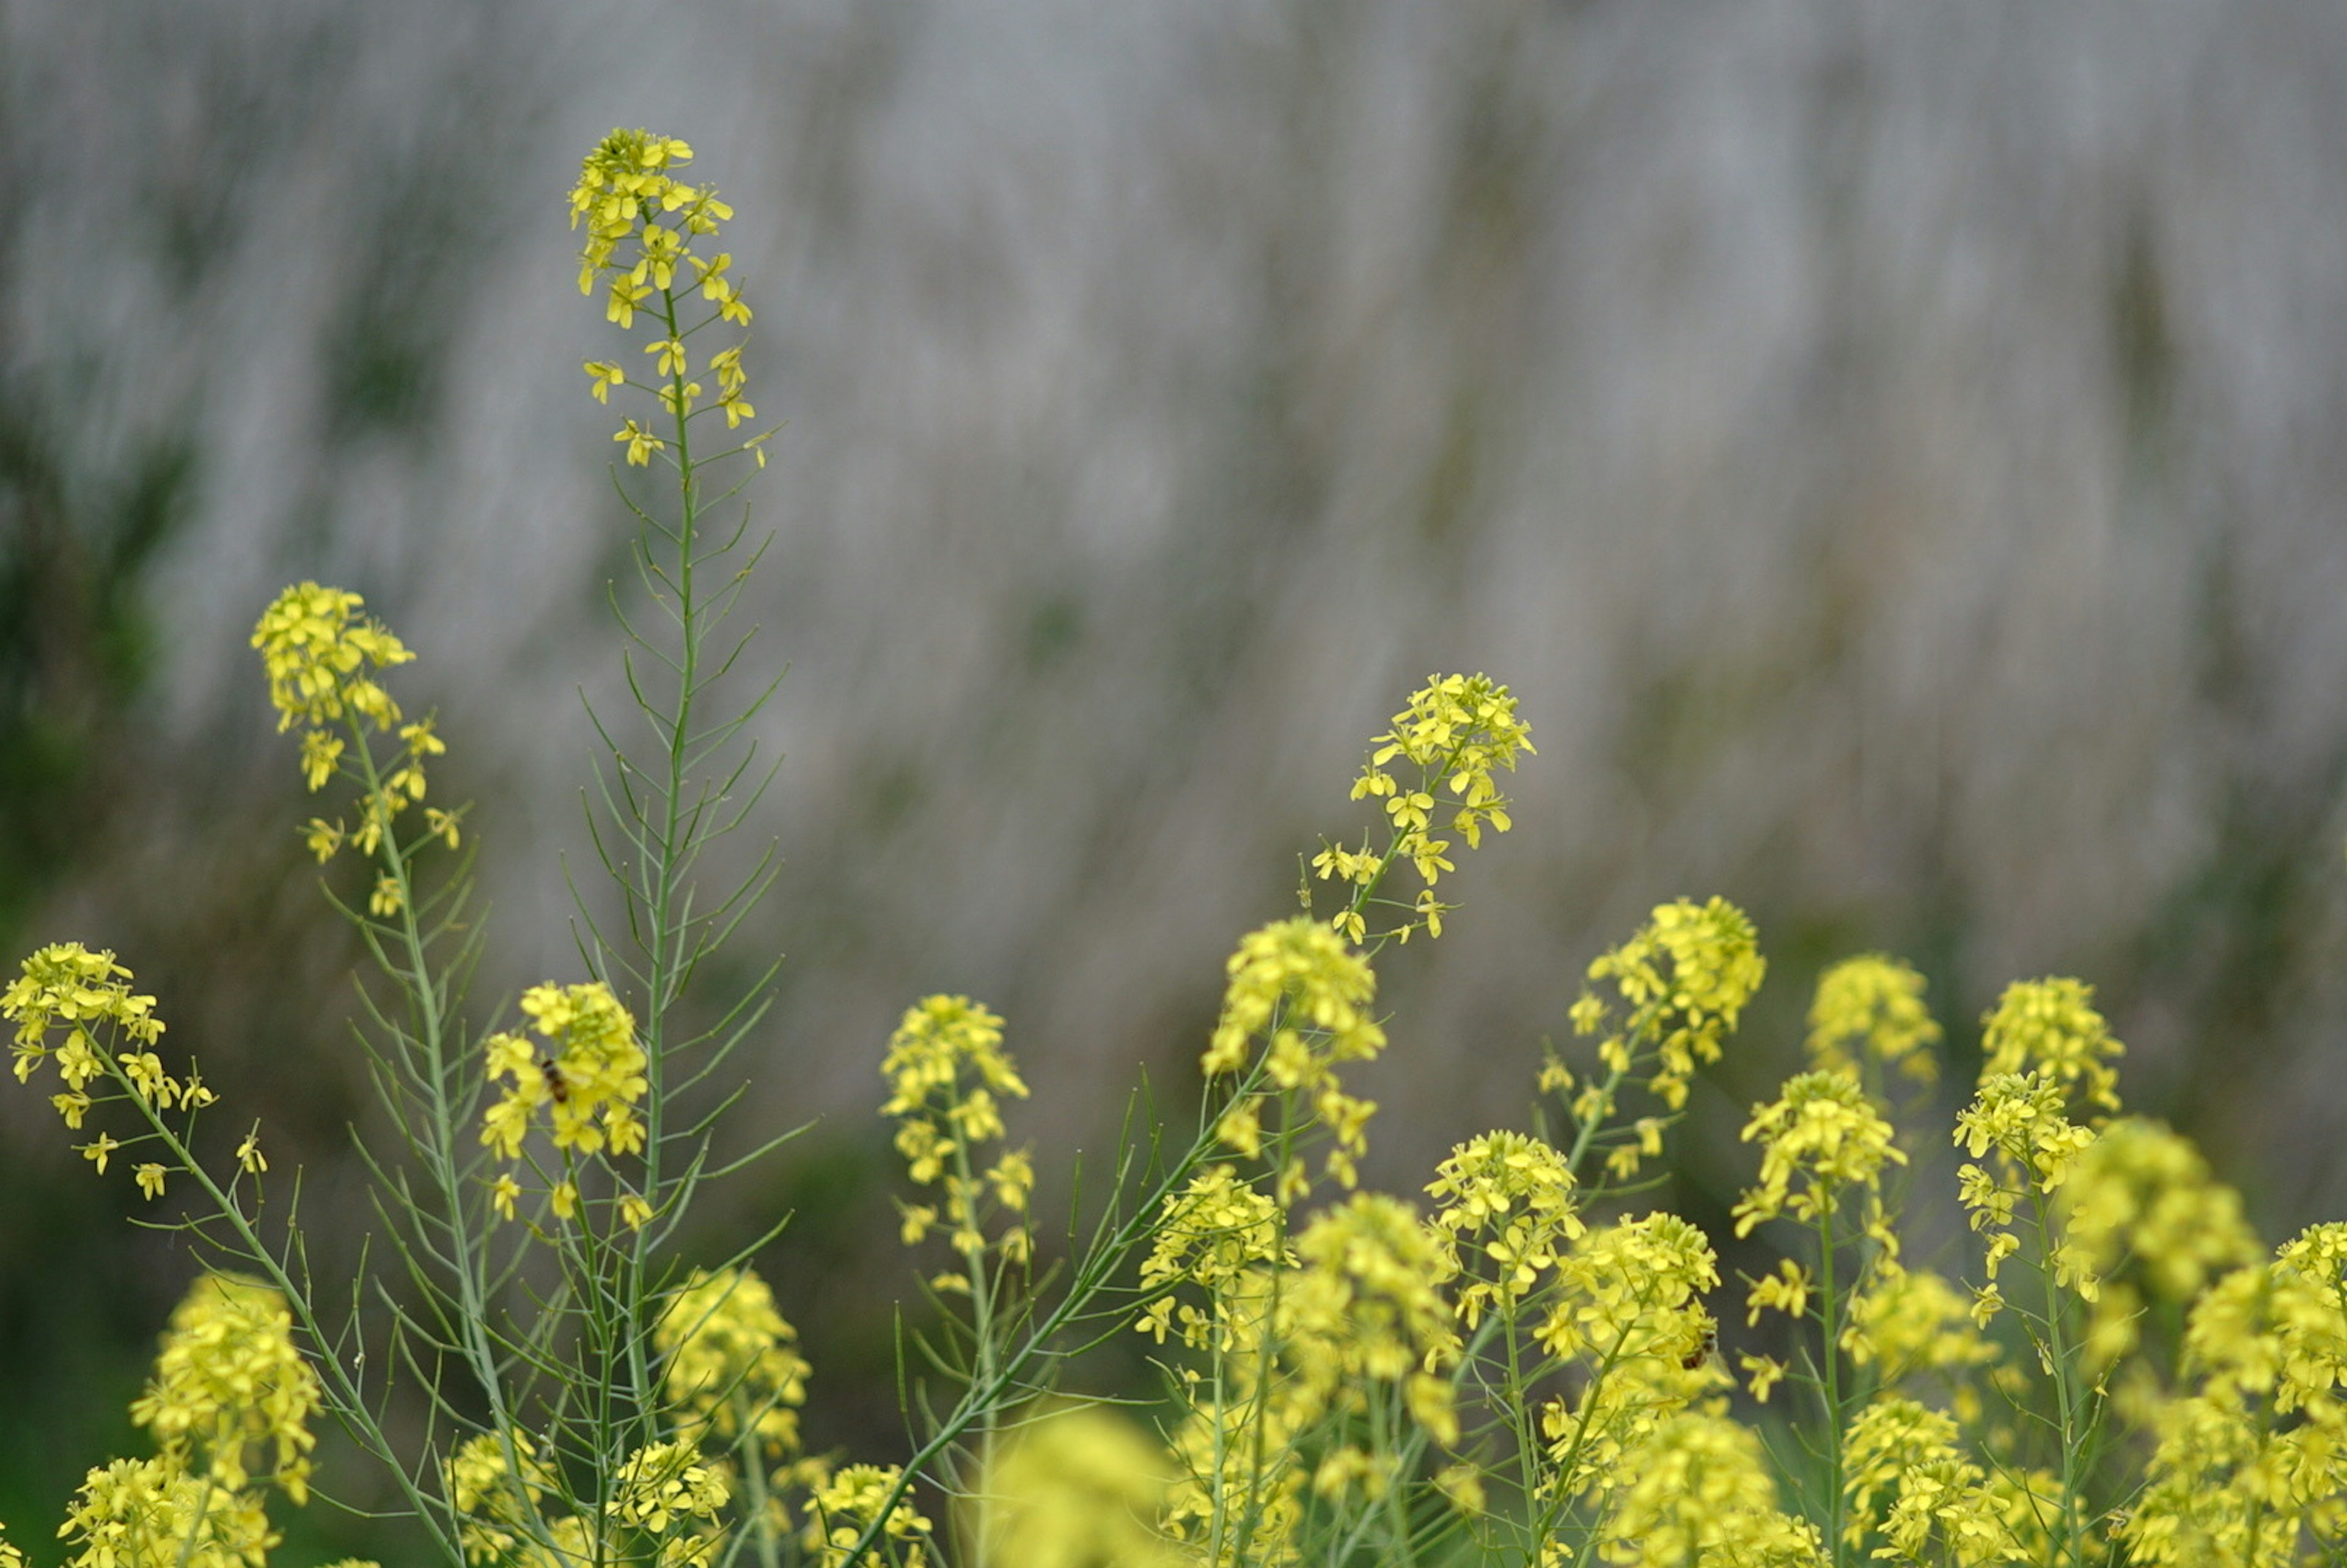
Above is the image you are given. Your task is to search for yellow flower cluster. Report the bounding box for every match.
[880,995,1034,1280]
[1732,1069,1904,1237]
[128,1275,321,1503]
[1841,1398,2027,1566]
[570,129,758,461]
[1571,896,1766,1118]
[447,1431,570,1567]
[1426,1130,1584,1328]
[1200,918,1384,1196]
[1277,1194,1461,1495]
[2058,1118,2261,1369]
[1136,1165,1286,1349]
[1979,975,2124,1116]
[481,981,648,1221]
[56,1273,330,1568]
[59,1457,278,1568]
[968,1404,1183,1568]
[1837,1261,1997,1398]
[608,1440,731,1568]
[2120,1231,2347,1563]
[654,1267,812,1457]
[1317,674,1534,942]
[802,1464,934,1568]
[1805,953,1941,1088]
[1537,1214,1722,1497]
[1955,1071,2099,1318]
[4,943,221,1196]
[251,582,457,876]
[1596,1409,1826,1568]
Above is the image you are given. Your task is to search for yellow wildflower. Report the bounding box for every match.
[1733,1069,1904,1236]
[803,1464,933,1568]
[655,1267,812,1457]
[1978,976,2123,1115]
[480,980,647,1160]
[1573,897,1765,1111]
[1806,953,1942,1087]
[128,1273,321,1502]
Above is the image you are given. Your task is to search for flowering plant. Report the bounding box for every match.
[7,127,2342,1568]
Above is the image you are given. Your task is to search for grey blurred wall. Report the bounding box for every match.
[7,0,2347,1487]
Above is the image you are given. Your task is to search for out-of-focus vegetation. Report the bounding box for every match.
[9,0,2347,1547]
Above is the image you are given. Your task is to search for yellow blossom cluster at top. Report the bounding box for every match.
[480,981,648,1223]
[880,995,1035,1282]
[1955,1071,2100,1323]
[1805,953,1942,1089]
[570,129,760,464]
[1425,1130,1584,1329]
[251,582,458,885]
[1979,975,2124,1116]
[1732,1069,1906,1238]
[3,942,224,1198]
[1316,674,1534,943]
[654,1267,812,1458]
[1200,917,1386,1197]
[1570,896,1766,1117]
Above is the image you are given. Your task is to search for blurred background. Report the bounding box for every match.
[7,0,2347,1553]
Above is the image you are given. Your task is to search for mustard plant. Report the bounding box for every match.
[18,122,2347,1568]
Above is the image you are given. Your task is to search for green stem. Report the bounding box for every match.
[1816,1197,1846,1568]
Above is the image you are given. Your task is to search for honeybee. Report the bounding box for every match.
[540,1055,570,1104]
[1682,1316,1717,1370]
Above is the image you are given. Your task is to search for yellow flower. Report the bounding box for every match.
[369,873,405,918]
[619,1192,653,1229]
[1575,897,1766,1111]
[1745,1259,1810,1326]
[1200,918,1384,1190]
[549,1180,578,1220]
[584,359,626,401]
[803,1464,933,1568]
[480,981,647,1161]
[1807,953,1942,1086]
[249,582,413,735]
[135,1163,167,1200]
[236,1132,266,1174]
[655,1267,812,1456]
[617,418,667,466]
[127,1273,321,1502]
[1741,1354,1788,1403]
[1732,1069,1905,1237]
[1979,976,2123,1115]
[490,1173,521,1221]
[1597,1409,1826,1567]
[80,1133,119,1173]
